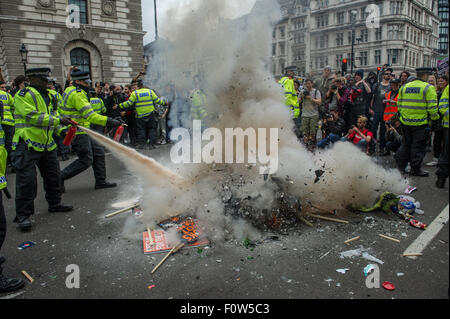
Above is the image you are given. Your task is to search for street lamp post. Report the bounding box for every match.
[154,0,158,40]
[350,10,358,74]
[19,44,28,75]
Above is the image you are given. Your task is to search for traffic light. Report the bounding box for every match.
[342,59,348,74]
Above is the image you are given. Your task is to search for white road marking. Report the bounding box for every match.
[403,204,449,259]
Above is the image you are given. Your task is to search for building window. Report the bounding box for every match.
[272,43,276,56]
[349,10,357,23]
[294,49,305,61]
[336,33,344,46]
[378,3,384,16]
[279,42,285,55]
[69,0,89,25]
[359,51,368,66]
[318,34,329,48]
[70,48,91,73]
[360,29,369,42]
[375,50,381,64]
[337,12,345,24]
[279,27,285,38]
[390,1,403,15]
[361,6,370,20]
[375,26,382,40]
[388,49,401,65]
[315,56,328,69]
[336,54,343,68]
[294,32,305,44]
[387,24,404,40]
[316,15,329,28]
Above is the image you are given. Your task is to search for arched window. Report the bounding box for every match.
[70,48,91,74]
[69,0,88,25]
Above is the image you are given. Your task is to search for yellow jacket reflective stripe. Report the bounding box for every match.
[397,80,439,126]
[119,88,164,118]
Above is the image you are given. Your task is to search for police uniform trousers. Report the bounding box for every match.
[2,125,14,165]
[11,139,62,222]
[60,134,106,185]
[436,128,449,180]
[53,132,69,157]
[395,124,428,172]
[0,192,6,274]
[136,113,158,147]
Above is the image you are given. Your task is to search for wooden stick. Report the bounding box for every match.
[151,242,184,274]
[146,225,154,246]
[21,270,34,283]
[344,236,361,245]
[379,234,400,243]
[309,214,349,224]
[105,204,139,218]
[311,204,337,215]
[299,216,314,227]
[402,253,423,257]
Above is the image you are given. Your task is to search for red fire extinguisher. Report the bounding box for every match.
[63,119,79,146]
[113,125,125,142]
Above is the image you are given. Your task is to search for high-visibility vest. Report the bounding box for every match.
[90,97,106,115]
[397,80,439,126]
[383,90,399,121]
[0,89,15,127]
[190,89,208,121]
[278,77,300,119]
[439,85,449,128]
[12,87,60,152]
[0,124,6,190]
[61,85,107,135]
[120,88,164,119]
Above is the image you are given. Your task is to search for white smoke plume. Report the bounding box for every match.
[88,0,408,241]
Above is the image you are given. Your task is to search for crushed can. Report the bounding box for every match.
[63,126,77,146]
[113,125,125,142]
[410,219,427,230]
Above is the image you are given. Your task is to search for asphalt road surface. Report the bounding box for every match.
[1,144,448,301]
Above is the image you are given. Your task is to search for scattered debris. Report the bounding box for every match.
[105,204,139,218]
[147,284,156,289]
[336,268,350,274]
[396,273,404,277]
[18,241,35,250]
[21,270,34,283]
[309,214,349,224]
[378,234,401,243]
[340,247,384,264]
[410,219,427,230]
[382,281,395,291]
[344,236,360,245]
[363,264,376,277]
[402,253,423,257]
[404,186,417,194]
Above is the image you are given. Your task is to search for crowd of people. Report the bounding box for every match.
[279,64,449,186]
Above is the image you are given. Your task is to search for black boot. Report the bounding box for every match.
[0,274,25,293]
[17,217,32,231]
[436,177,446,189]
[48,203,73,213]
[410,170,429,177]
[95,181,117,190]
[61,153,69,161]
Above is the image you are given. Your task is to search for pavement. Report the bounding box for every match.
[0,144,448,300]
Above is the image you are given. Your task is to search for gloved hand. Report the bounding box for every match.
[60,117,73,126]
[106,117,124,128]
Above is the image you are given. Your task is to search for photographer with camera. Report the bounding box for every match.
[317,109,346,149]
[299,79,321,148]
[383,114,403,156]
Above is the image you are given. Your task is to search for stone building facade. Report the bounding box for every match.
[272,0,442,78]
[0,0,145,85]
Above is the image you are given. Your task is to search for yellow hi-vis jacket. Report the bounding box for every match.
[61,86,108,135]
[278,77,300,119]
[119,88,165,119]
[12,87,61,152]
[397,79,439,126]
[0,89,15,127]
[0,124,6,190]
[439,85,449,128]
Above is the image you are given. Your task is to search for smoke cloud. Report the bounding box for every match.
[88,0,408,241]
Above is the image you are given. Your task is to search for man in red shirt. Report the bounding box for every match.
[343,115,374,154]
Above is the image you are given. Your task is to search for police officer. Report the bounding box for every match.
[0,115,25,292]
[436,84,449,188]
[189,75,208,125]
[278,67,301,124]
[11,68,73,231]
[60,70,122,191]
[395,67,440,177]
[0,81,15,169]
[119,80,167,149]
[48,79,69,161]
